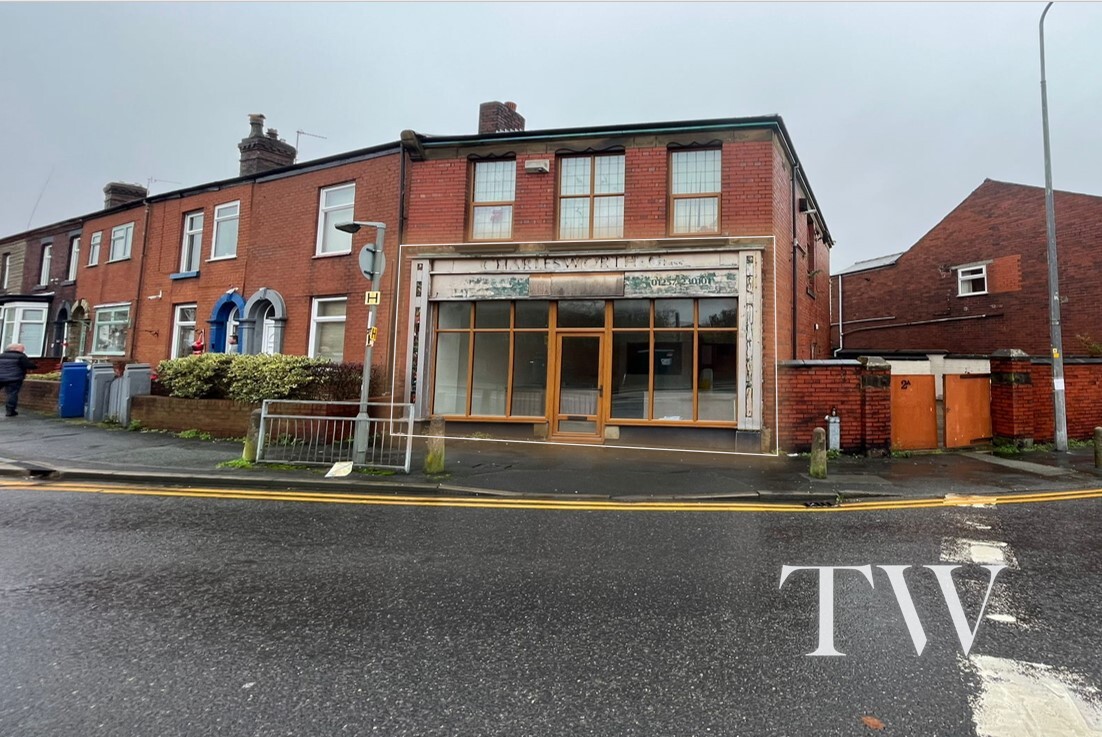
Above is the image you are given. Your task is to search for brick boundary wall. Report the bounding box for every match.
[777,357,891,454]
[990,350,1102,445]
[130,395,260,438]
[17,380,60,413]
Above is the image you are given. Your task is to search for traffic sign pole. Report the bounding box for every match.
[353,225,387,465]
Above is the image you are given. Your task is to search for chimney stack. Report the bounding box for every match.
[238,113,297,176]
[103,182,148,209]
[478,101,525,135]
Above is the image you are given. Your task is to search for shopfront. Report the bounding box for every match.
[405,246,765,444]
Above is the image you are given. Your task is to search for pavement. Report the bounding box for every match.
[1,409,1100,501]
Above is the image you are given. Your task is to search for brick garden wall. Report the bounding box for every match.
[17,379,59,413]
[777,358,891,454]
[130,395,259,438]
[989,352,1102,445]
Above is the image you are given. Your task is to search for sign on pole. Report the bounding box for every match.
[365,291,381,305]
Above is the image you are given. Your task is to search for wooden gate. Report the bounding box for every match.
[891,375,938,450]
[944,374,992,448]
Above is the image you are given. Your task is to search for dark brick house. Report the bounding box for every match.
[832,179,1102,357]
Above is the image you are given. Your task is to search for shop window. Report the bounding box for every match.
[558,154,625,239]
[92,304,130,356]
[470,160,515,240]
[669,149,721,235]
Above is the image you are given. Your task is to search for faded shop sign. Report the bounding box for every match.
[430,269,740,300]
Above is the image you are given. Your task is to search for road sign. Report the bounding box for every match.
[367,326,378,346]
[358,246,386,280]
[365,291,381,305]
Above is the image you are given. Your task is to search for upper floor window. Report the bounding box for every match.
[470,160,515,240]
[212,201,239,260]
[559,154,625,239]
[67,236,80,281]
[316,183,355,255]
[1,253,9,290]
[88,231,102,266]
[38,244,52,286]
[957,264,988,296]
[181,211,204,272]
[669,149,721,235]
[108,223,134,262]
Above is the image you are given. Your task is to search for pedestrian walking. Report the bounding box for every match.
[0,343,36,417]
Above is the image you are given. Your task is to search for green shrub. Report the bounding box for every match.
[31,371,62,381]
[226,354,329,403]
[305,362,385,401]
[156,353,236,399]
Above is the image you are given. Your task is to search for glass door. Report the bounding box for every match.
[553,333,604,440]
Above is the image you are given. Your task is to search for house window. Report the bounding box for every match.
[559,154,625,239]
[38,244,52,286]
[67,236,80,281]
[1,253,9,289]
[316,183,355,255]
[0,303,48,357]
[212,202,239,259]
[309,297,347,362]
[108,223,134,262]
[88,231,102,266]
[91,304,130,355]
[432,300,549,417]
[171,304,198,358]
[669,149,721,235]
[470,160,516,240]
[181,211,204,272]
[957,264,988,296]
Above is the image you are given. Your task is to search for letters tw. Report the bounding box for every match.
[778,564,1008,657]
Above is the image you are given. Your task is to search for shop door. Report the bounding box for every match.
[552,334,604,440]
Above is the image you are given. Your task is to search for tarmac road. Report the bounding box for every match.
[1,481,1100,736]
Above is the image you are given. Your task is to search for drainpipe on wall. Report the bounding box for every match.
[790,162,799,360]
[382,148,408,393]
[130,199,152,362]
[833,273,844,357]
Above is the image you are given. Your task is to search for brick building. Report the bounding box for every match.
[394,102,832,450]
[832,179,1102,357]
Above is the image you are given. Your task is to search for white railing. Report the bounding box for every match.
[257,400,414,473]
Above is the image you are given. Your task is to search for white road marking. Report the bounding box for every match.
[968,655,1102,736]
[940,538,1018,570]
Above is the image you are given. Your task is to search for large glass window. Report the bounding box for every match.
[171,304,197,358]
[92,304,130,356]
[611,298,738,423]
[670,149,721,235]
[181,211,203,272]
[316,183,355,255]
[0,303,48,357]
[432,300,549,417]
[470,160,515,240]
[108,223,134,262]
[212,202,239,259]
[310,297,347,362]
[559,154,625,239]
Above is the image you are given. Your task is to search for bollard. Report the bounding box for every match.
[810,427,828,480]
[1095,427,1102,469]
[242,408,263,462]
[424,415,446,474]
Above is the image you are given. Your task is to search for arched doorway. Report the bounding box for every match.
[67,300,91,358]
[208,293,247,353]
[239,288,287,355]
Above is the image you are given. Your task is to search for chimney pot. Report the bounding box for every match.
[266,128,279,139]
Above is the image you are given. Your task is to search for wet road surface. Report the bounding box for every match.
[0,482,1100,736]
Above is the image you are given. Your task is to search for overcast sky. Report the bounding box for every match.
[1,2,1099,272]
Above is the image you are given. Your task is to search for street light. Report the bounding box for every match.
[335,220,387,465]
[1039,2,1068,452]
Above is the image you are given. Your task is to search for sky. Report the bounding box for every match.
[1,1,1099,273]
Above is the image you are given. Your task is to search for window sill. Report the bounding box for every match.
[957,292,988,298]
[313,250,352,259]
[106,257,131,264]
[32,285,48,292]
[170,271,200,280]
[207,255,237,263]
[61,280,76,287]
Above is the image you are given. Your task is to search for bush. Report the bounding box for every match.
[156,353,236,399]
[305,362,386,401]
[226,354,329,403]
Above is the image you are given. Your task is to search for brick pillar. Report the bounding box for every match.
[990,348,1034,448]
[859,356,891,457]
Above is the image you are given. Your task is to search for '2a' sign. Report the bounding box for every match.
[779,565,1008,656]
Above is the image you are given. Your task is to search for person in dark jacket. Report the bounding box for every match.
[0,343,36,417]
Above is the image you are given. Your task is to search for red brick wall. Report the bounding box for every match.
[16,379,59,413]
[130,395,259,438]
[777,359,891,453]
[837,180,1102,356]
[990,354,1102,444]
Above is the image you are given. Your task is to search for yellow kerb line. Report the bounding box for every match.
[2,479,1102,513]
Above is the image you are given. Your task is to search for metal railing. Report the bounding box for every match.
[257,400,415,473]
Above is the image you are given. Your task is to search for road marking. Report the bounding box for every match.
[2,479,1102,513]
[967,655,1102,736]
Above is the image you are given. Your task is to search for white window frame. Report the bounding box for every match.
[38,243,52,286]
[91,303,131,356]
[315,183,355,256]
[67,235,80,281]
[171,303,198,358]
[308,297,348,362]
[87,231,102,266]
[211,201,240,260]
[181,211,204,272]
[956,263,988,297]
[0,302,48,357]
[108,223,134,262]
[1,253,9,289]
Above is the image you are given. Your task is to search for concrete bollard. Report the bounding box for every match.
[810,427,828,480]
[1095,427,1102,469]
[424,415,446,474]
[242,408,263,462]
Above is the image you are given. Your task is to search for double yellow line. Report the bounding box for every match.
[2,479,1102,513]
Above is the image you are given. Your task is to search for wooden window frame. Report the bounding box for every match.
[468,160,516,242]
[667,148,722,236]
[556,154,625,240]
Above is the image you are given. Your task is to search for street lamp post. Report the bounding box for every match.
[1039,1,1068,452]
[335,220,387,465]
